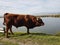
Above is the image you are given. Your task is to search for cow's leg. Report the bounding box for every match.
[27,28,30,34]
[6,26,9,38]
[10,26,14,35]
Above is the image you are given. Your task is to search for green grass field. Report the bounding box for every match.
[0,32,60,45]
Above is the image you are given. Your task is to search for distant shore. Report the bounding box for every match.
[36,15,60,18]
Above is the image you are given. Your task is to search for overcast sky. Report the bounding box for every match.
[0,0,60,16]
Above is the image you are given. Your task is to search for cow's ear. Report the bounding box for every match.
[37,18,38,21]
[37,17,38,21]
[37,17,40,21]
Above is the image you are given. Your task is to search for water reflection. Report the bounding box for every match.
[0,18,60,34]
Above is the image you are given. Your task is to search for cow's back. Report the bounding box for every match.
[3,13,37,28]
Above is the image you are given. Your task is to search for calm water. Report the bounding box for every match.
[0,17,60,34]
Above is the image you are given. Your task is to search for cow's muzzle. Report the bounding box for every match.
[41,23,44,26]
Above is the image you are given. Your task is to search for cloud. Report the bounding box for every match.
[0,0,60,16]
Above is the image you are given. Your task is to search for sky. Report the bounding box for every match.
[0,0,60,16]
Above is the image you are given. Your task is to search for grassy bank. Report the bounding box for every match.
[0,32,60,45]
[36,15,60,17]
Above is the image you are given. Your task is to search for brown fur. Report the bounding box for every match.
[3,13,44,38]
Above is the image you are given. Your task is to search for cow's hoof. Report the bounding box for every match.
[6,36,9,38]
[27,33,30,34]
[5,36,9,38]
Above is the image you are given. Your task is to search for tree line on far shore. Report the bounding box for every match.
[36,14,60,18]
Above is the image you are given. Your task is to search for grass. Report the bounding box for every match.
[0,32,60,45]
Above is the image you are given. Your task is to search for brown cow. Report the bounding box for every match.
[3,13,44,38]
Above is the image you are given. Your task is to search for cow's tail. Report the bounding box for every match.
[3,13,9,25]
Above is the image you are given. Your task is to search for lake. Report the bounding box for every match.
[0,17,60,34]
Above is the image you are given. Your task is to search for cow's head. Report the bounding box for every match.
[36,17,44,26]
